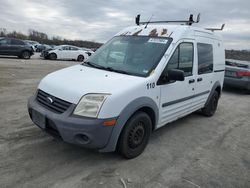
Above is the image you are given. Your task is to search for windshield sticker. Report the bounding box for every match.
[148,38,168,44]
[143,70,149,73]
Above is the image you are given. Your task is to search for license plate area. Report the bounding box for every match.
[32,110,46,129]
[225,70,237,77]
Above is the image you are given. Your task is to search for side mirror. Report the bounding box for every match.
[168,69,185,81]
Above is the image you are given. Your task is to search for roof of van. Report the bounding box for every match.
[115,24,222,42]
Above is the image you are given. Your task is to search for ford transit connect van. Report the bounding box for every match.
[28,15,225,158]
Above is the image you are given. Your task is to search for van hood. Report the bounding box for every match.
[38,65,144,104]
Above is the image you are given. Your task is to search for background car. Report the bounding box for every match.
[36,44,52,52]
[224,59,250,93]
[24,40,40,51]
[0,37,34,59]
[81,47,94,57]
[43,45,89,61]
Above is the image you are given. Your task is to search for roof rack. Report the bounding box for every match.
[205,24,225,32]
[135,14,200,26]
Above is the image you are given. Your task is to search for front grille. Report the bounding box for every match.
[36,89,72,114]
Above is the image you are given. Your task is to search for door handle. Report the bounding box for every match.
[189,79,195,84]
[197,78,203,82]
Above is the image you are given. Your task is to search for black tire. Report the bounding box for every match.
[21,51,31,59]
[49,53,57,60]
[244,89,250,95]
[117,111,152,159]
[201,91,219,117]
[77,55,84,62]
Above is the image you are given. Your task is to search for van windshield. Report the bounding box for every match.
[83,36,171,77]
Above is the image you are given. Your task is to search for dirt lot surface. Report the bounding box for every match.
[0,54,250,188]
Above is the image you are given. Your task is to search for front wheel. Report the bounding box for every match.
[77,55,84,62]
[117,111,152,159]
[201,91,219,117]
[49,53,57,60]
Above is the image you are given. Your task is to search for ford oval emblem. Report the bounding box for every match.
[46,96,53,104]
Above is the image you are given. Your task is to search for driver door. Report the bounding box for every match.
[0,38,11,55]
[158,41,196,127]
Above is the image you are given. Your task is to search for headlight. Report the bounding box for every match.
[73,94,109,118]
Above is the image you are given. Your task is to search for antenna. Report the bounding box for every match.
[205,24,225,32]
[145,14,154,28]
[135,13,201,26]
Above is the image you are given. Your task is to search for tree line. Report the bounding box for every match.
[0,28,103,49]
[1,28,250,61]
[226,50,250,61]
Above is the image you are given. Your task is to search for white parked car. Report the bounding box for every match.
[81,47,95,57]
[28,14,225,158]
[44,45,89,61]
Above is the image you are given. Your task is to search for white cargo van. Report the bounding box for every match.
[28,14,225,158]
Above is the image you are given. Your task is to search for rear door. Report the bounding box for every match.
[58,46,70,59]
[69,46,79,59]
[10,39,25,55]
[193,40,214,106]
[158,40,196,127]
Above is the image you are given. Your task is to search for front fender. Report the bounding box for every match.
[99,97,159,152]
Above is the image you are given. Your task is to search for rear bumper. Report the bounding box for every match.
[224,77,250,90]
[27,96,116,150]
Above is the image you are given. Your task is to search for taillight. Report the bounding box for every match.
[236,71,250,77]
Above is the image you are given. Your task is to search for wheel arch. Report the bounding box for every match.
[99,97,159,152]
[205,81,222,106]
[49,52,57,59]
[77,54,85,61]
[19,50,32,59]
[20,49,32,55]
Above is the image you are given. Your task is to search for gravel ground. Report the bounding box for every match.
[0,54,250,188]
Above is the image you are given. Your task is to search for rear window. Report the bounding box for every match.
[197,43,213,74]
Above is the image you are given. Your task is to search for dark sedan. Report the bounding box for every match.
[0,37,34,59]
[224,59,250,93]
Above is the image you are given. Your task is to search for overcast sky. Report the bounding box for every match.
[0,0,249,49]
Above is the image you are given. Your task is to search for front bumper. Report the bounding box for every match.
[27,95,116,150]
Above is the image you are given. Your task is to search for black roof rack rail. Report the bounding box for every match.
[205,24,225,32]
[135,14,200,26]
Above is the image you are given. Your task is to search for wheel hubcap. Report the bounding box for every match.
[128,121,145,149]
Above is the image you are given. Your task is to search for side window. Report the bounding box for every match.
[62,46,70,50]
[179,43,193,76]
[167,48,178,70]
[0,39,10,45]
[11,39,24,45]
[70,47,78,51]
[166,42,193,77]
[197,43,213,74]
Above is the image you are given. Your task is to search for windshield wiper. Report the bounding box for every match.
[83,61,106,69]
[106,67,132,75]
[83,62,132,75]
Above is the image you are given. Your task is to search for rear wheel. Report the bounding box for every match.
[201,91,219,116]
[117,111,152,159]
[77,55,84,62]
[21,51,31,59]
[49,53,57,60]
